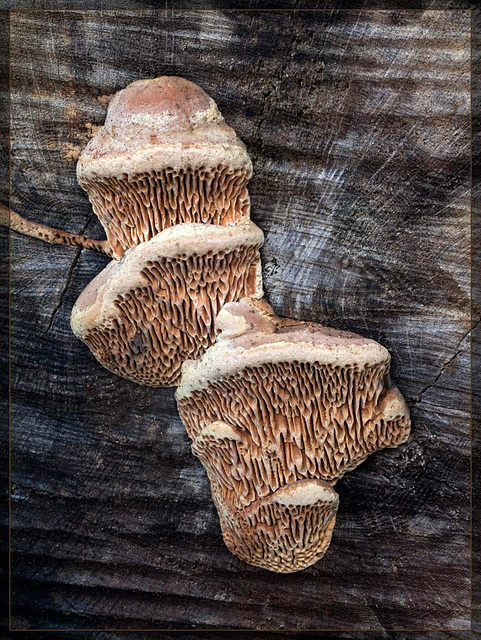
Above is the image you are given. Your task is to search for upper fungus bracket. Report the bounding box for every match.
[76,77,254,257]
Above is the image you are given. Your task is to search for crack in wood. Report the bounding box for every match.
[409,316,480,405]
[44,211,98,334]
[45,246,82,334]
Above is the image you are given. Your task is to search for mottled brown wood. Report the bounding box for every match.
[6,8,474,632]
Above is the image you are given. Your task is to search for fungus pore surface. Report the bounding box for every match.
[71,224,263,387]
[77,77,252,257]
[176,298,411,572]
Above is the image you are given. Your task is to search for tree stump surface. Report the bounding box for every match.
[6,8,475,633]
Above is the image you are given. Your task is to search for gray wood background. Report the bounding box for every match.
[4,8,476,633]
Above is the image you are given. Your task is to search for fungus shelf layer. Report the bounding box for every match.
[71,224,263,387]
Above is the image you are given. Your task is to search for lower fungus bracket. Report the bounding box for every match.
[177,297,411,572]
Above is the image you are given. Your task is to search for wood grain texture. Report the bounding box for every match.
[0,10,9,634]
[471,4,481,635]
[7,8,473,632]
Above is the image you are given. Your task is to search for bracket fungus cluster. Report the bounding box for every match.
[7,76,411,573]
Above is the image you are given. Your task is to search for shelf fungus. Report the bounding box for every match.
[77,76,253,258]
[176,297,411,572]
[71,224,264,387]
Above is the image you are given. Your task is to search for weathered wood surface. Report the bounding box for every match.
[6,9,474,632]
[1,10,10,635]
[472,6,481,636]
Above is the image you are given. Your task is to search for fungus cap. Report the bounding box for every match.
[177,297,391,401]
[76,77,254,256]
[71,224,264,387]
[192,421,340,573]
[77,76,252,180]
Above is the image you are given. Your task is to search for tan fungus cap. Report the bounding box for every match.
[77,76,252,181]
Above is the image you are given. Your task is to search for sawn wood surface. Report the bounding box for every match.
[4,8,476,633]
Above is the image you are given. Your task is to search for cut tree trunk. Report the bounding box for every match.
[7,8,473,633]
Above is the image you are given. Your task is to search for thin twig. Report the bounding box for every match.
[0,203,114,258]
